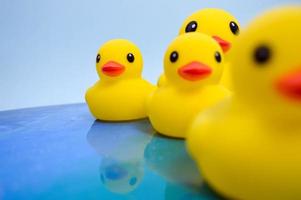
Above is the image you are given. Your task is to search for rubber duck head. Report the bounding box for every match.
[179,8,240,54]
[164,33,224,89]
[230,6,301,120]
[96,39,143,82]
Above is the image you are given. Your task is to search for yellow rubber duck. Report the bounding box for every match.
[187,6,301,200]
[148,33,230,138]
[158,8,240,88]
[85,39,156,121]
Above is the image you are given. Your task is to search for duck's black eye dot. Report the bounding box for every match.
[96,54,101,63]
[254,45,271,65]
[170,51,179,63]
[229,21,239,35]
[215,52,222,63]
[127,53,135,63]
[185,21,198,33]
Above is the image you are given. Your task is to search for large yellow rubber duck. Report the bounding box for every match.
[148,33,230,138]
[187,6,301,200]
[158,8,240,87]
[85,39,155,121]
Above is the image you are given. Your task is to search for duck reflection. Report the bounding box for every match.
[144,135,222,199]
[87,119,153,194]
[144,135,202,186]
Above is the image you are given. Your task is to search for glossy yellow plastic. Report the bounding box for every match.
[148,33,230,138]
[158,8,240,88]
[187,6,301,200]
[85,39,156,121]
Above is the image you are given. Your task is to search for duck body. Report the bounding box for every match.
[187,6,301,200]
[86,78,155,121]
[188,100,301,200]
[157,74,166,87]
[149,33,229,138]
[149,84,229,138]
[85,39,156,121]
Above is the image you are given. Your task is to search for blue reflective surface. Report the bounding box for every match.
[0,104,222,200]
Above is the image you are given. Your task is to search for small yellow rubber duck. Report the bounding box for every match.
[158,8,240,88]
[187,6,301,200]
[85,39,155,121]
[148,33,230,138]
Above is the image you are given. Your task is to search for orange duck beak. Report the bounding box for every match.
[178,61,212,81]
[102,61,125,77]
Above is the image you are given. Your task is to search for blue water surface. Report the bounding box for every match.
[0,104,221,200]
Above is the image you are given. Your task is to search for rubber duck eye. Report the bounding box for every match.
[215,52,222,63]
[253,45,271,65]
[96,54,101,63]
[127,53,135,63]
[229,21,239,35]
[185,21,198,33]
[170,51,179,63]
